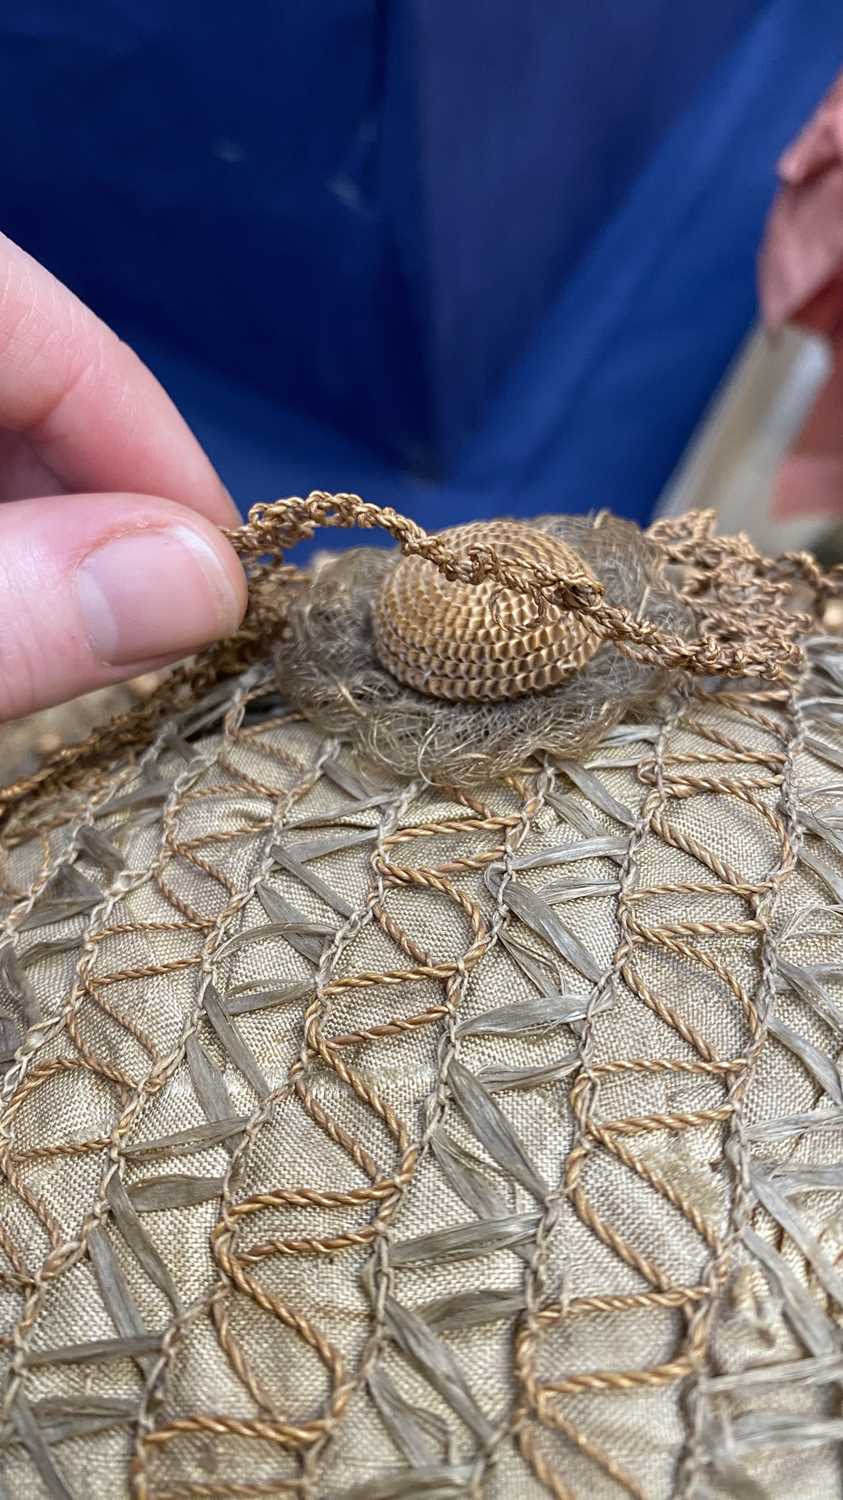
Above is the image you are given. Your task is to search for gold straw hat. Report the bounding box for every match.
[2,496,838,1500]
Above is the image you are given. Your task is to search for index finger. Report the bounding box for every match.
[0,233,238,525]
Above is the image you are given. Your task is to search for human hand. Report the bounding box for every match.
[760,71,843,532]
[0,233,247,722]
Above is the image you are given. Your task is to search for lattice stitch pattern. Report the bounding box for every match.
[1,499,843,1498]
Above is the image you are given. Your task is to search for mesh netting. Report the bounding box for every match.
[1,501,843,1499]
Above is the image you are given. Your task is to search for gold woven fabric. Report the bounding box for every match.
[2,503,843,1499]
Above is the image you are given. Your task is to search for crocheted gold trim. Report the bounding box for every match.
[4,492,837,814]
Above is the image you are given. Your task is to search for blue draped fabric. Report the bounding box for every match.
[1,3,842,555]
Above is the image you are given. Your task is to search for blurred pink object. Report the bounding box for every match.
[760,72,843,523]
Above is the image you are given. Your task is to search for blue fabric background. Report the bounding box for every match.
[2,3,843,556]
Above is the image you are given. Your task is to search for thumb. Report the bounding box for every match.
[0,494,247,721]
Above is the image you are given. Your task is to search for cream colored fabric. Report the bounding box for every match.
[1,644,843,1499]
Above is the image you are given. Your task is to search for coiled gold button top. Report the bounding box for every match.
[372,520,602,702]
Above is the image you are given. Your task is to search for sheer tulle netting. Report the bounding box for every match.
[2,495,843,1498]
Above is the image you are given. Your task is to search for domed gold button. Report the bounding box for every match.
[371,520,602,702]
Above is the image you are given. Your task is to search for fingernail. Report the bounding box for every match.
[76,526,242,666]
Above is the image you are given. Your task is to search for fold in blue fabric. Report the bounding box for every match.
[455,0,843,525]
